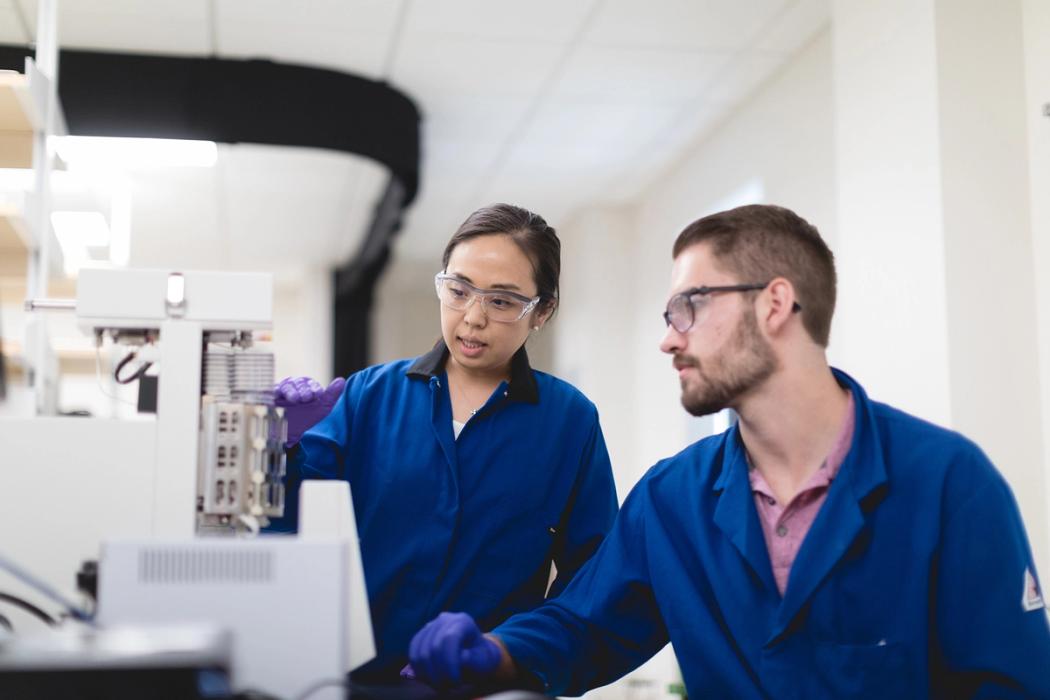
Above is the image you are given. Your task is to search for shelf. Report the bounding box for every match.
[0,62,43,169]
[0,192,64,279]
[0,58,64,169]
[0,202,31,277]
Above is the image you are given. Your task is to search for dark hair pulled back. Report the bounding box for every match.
[442,203,560,317]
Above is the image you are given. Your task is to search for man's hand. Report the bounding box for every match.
[405,612,504,686]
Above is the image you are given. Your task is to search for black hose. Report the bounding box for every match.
[0,591,57,626]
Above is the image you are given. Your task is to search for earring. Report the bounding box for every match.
[532,326,540,331]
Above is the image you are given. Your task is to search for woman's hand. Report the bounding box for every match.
[274,376,346,446]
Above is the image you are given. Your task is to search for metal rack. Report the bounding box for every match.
[0,0,66,414]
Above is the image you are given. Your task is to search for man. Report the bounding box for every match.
[406,204,1050,697]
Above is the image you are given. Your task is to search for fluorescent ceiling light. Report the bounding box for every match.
[55,136,218,169]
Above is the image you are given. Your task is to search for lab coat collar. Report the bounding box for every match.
[711,368,890,645]
[406,340,539,404]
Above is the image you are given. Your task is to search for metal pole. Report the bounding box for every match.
[27,0,58,414]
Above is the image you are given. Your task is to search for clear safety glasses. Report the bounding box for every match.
[663,282,802,333]
[434,273,541,323]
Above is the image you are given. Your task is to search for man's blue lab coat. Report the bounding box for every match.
[271,342,618,678]
[495,369,1050,698]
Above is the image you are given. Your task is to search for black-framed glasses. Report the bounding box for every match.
[435,273,541,323]
[662,282,802,333]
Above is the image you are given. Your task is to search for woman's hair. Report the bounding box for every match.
[442,203,560,317]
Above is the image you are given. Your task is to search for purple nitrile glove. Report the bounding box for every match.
[274,376,346,446]
[407,612,502,686]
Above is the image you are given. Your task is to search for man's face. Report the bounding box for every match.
[658,243,777,417]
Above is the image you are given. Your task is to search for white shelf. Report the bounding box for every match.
[0,191,64,278]
[0,59,52,169]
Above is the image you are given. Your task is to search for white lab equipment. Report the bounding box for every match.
[0,267,375,697]
[97,537,350,700]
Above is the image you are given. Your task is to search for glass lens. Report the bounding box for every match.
[667,293,694,333]
[483,293,526,322]
[438,278,473,309]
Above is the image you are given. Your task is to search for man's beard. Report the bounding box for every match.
[677,309,777,417]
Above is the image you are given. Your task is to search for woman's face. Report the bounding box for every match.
[440,234,545,378]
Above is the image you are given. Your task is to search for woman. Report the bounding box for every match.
[271,203,618,680]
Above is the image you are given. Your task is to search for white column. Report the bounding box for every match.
[936,0,1047,572]
[1021,0,1050,563]
[832,0,952,424]
[153,320,203,537]
[833,0,1048,571]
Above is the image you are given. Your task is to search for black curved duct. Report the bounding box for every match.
[0,45,422,377]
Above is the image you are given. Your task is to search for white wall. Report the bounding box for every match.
[272,268,333,383]
[553,205,640,500]
[372,256,443,366]
[1022,0,1050,561]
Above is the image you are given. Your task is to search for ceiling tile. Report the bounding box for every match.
[753,0,830,53]
[389,35,562,105]
[583,0,787,51]
[551,45,729,104]
[422,139,502,178]
[217,0,402,35]
[695,50,787,105]
[421,96,531,144]
[217,23,392,77]
[507,99,680,163]
[600,106,724,201]
[403,0,596,43]
[215,0,403,77]
[19,0,210,55]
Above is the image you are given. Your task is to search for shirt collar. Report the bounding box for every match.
[746,389,855,499]
[714,368,886,501]
[405,339,539,404]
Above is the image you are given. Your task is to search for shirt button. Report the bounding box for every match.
[776,525,789,537]
[766,496,776,506]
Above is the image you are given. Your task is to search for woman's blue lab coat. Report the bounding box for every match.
[273,342,618,678]
[495,369,1050,698]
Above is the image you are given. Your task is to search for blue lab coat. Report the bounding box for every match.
[271,342,618,678]
[495,369,1050,698]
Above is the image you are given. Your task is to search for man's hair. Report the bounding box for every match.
[672,204,836,346]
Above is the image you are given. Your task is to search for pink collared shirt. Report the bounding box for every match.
[749,391,855,596]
